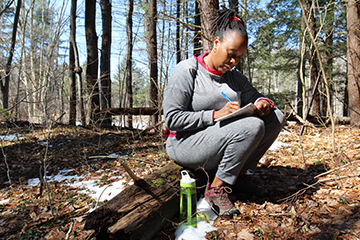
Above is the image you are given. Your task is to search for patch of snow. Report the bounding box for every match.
[0,133,22,141]
[27,168,130,204]
[36,141,53,147]
[269,140,288,151]
[175,198,218,240]
[28,178,41,187]
[0,199,10,205]
[107,153,129,158]
[77,178,130,202]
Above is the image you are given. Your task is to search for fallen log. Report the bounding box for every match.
[84,162,208,240]
[99,107,163,116]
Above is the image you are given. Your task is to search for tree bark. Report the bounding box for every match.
[322,2,334,119]
[85,0,100,126]
[1,0,21,109]
[149,0,158,125]
[346,0,360,126]
[125,0,133,128]
[194,0,201,56]
[297,15,306,117]
[69,0,77,125]
[100,0,112,127]
[84,162,208,239]
[198,0,219,52]
[303,0,320,117]
[176,0,181,63]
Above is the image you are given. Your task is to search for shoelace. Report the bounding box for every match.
[213,186,233,205]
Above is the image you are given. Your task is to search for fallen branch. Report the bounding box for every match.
[315,160,360,179]
[88,155,164,167]
[280,174,360,203]
[109,120,165,148]
[65,221,74,240]
[122,120,165,144]
[90,156,150,186]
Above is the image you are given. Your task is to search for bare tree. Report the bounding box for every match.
[149,0,158,125]
[85,0,99,125]
[1,0,21,109]
[346,0,360,126]
[194,0,201,56]
[100,0,112,126]
[303,0,320,117]
[69,0,77,125]
[125,0,133,128]
[176,0,181,63]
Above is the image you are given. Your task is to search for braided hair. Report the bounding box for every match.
[210,8,248,42]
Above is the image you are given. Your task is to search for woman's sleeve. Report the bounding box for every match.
[163,60,214,132]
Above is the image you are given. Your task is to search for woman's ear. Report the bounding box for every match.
[213,36,220,51]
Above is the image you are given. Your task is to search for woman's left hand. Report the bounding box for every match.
[256,100,271,117]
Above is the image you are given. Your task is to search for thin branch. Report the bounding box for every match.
[280,174,360,203]
[0,0,14,18]
[314,160,360,179]
[159,12,212,43]
[65,221,74,240]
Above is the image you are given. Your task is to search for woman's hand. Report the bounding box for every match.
[214,101,240,120]
[256,100,271,117]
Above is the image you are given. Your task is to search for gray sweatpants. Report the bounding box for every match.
[166,108,285,185]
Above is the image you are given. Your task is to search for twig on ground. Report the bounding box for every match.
[95,185,111,209]
[65,221,74,240]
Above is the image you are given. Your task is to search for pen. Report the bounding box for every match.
[221,91,232,102]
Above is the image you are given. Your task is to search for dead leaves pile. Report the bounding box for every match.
[0,124,359,239]
[205,125,360,240]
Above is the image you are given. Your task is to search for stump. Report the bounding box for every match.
[84,162,209,240]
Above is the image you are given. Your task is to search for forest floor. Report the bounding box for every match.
[0,122,359,240]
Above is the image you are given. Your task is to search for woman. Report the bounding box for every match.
[163,9,285,218]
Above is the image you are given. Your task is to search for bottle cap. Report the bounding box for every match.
[180,170,195,187]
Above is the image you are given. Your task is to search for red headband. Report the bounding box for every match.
[229,16,244,26]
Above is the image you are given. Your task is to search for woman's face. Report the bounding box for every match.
[211,30,248,74]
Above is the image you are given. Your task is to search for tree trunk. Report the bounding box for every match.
[69,0,77,125]
[100,0,112,127]
[28,1,36,122]
[176,0,181,63]
[346,0,360,126]
[322,2,334,118]
[297,15,306,117]
[1,0,21,109]
[84,162,208,239]
[85,0,100,126]
[303,0,320,117]
[198,0,219,52]
[194,0,201,56]
[125,0,133,128]
[149,0,158,126]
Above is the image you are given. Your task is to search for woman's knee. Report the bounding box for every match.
[229,117,265,139]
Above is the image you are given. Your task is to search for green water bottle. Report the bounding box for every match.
[179,170,197,226]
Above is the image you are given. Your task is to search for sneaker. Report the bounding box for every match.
[204,183,240,218]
